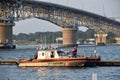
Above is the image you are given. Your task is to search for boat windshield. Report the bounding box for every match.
[57,51,67,56]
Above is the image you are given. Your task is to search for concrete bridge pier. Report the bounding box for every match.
[0,21,16,49]
[95,33,107,46]
[61,26,78,46]
[115,37,120,45]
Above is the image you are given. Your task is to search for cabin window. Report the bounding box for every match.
[57,51,67,56]
[42,53,44,56]
[51,51,54,58]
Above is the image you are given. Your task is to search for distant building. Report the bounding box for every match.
[86,38,95,44]
[56,37,63,41]
[56,37,63,45]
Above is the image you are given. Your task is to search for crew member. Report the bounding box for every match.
[72,46,78,57]
[34,53,38,59]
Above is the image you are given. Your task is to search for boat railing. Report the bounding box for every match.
[90,53,100,58]
[36,46,57,51]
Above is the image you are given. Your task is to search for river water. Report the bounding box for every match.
[0,45,120,80]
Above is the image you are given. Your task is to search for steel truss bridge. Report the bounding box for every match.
[0,0,120,36]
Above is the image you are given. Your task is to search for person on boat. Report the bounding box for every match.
[90,50,100,58]
[34,53,38,59]
[72,45,78,57]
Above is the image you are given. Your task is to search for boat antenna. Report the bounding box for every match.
[52,33,54,46]
[94,29,97,54]
[44,35,47,48]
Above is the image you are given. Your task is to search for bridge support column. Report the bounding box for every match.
[95,33,107,46]
[0,21,16,49]
[115,37,120,44]
[61,26,77,46]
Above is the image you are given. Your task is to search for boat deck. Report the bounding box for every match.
[98,60,120,66]
[0,59,19,65]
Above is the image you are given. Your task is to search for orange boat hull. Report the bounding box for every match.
[19,57,100,67]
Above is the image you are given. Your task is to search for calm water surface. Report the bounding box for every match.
[0,45,120,80]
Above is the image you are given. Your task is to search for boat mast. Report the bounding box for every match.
[44,35,47,47]
[94,30,97,54]
[52,33,54,45]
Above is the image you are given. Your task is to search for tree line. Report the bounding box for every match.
[13,29,116,44]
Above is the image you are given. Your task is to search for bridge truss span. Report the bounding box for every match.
[0,0,120,36]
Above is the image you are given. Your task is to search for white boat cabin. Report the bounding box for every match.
[37,49,68,59]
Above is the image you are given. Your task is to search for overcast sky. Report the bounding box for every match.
[13,0,120,34]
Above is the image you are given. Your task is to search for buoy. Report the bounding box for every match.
[92,73,97,80]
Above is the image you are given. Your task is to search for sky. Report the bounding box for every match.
[13,0,120,34]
